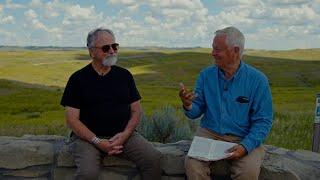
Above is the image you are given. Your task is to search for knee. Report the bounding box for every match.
[185,157,198,172]
[231,166,260,180]
[144,148,162,166]
[135,147,162,171]
[185,157,211,178]
[76,166,100,180]
[184,157,193,171]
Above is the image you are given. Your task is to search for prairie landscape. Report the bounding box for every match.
[0,47,319,150]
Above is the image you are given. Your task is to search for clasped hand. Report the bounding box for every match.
[96,132,130,155]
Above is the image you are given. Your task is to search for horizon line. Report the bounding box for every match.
[0,45,319,51]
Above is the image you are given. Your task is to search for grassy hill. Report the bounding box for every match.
[246,48,320,61]
[0,47,319,150]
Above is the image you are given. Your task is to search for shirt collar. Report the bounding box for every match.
[233,60,244,80]
[218,60,244,81]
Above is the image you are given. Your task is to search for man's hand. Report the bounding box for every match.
[109,132,130,147]
[179,82,196,110]
[96,139,123,155]
[226,144,247,160]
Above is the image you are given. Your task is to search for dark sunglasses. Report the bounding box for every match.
[94,43,119,53]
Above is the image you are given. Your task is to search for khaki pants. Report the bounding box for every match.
[69,131,162,180]
[185,128,265,180]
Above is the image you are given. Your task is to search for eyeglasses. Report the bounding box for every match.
[93,43,119,53]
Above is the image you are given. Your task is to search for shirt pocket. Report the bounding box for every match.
[232,95,251,127]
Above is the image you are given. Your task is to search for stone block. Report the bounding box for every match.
[158,146,185,175]
[161,176,186,180]
[57,144,75,167]
[100,170,128,180]
[54,168,75,180]
[0,140,53,169]
[102,156,136,168]
[3,169,49,178]
[1,136,320,180]
[21,135,65,141]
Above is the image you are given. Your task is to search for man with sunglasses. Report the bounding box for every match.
[179,26,273,180]
[61,27,161,180]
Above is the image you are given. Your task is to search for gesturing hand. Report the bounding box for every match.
[226,144,247,160]
[179,82,196,110]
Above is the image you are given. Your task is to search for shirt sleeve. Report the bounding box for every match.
[240,77,273,153]
[184,71,207,119]
[60,73,81,109]
[128,72,141,104]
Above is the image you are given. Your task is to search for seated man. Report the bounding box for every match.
[61,27,162,180]
[179,26,273,180]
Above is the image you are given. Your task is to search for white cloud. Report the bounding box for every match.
[128,4,139,11]
[29,0,43,8]
[61,4,105,33]
[109,0,204,11]
[23,13,48,32]
[0,15,14,24]
[147,0,203,9]
[0,28,13,36]
[64,5,101,21]
[214,0,261,7]
[258,27,281,36]
[265,0,311,6]
[27,0,61,19]
[4,0,25,9]
[0,28,15,44]
[113,22,127,30]
[43,1,60,18]
[0,0,319,49]
[249,6,271,19]
[24,9,38,19]
[161,8,191,18]
[0,5,15,24]
[44,10,59,18]
[272,5,318,25]
[107,0,209,46]
[145,16,158,25]
[210,10,254,28]
[32,19,47,30]
[108,0,135,6]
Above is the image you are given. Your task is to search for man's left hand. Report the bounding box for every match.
[226,144,247,160]
[109,131,130,146]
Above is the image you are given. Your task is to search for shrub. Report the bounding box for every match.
[137,105,195,143]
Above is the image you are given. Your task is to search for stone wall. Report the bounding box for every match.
[0,135,319,180]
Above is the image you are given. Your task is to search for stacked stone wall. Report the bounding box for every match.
[0,135,319,180]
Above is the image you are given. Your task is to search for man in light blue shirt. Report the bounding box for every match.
[180,26,273,180]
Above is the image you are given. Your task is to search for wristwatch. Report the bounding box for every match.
[91,136,102,145]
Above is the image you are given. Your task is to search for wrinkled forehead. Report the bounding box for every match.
[94,31,115,46]
[212,34,227,46]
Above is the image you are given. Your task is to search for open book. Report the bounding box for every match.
[187,136,237,161]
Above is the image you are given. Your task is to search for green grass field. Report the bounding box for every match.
[0,47,319,150]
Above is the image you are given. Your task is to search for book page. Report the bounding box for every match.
[187,136,237,161]
[187,136,212,160]
[209,139,237,161]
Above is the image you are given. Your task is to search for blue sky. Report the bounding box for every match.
[0,0,319,50]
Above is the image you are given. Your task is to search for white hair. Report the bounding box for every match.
[215,26,245,58]
[86,27,115,48]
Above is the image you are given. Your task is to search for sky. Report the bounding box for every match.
[0,0,319,50]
